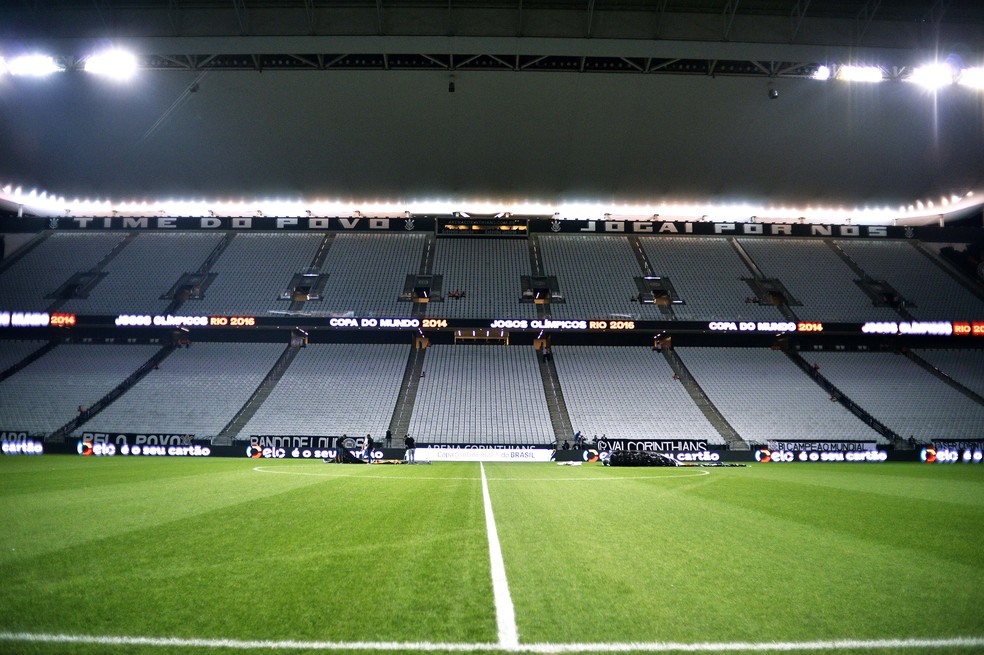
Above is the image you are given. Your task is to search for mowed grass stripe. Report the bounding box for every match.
[0,458,497,644]
[0,458,331,558]
[2,459,982,655]
[484,463,984,645]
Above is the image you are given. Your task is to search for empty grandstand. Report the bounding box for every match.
[317,233,427,317]
[0,343,160,435]
[0,232,125,311]
[810,351,984,441]
[408,345,554,444]
[81,342,286,437]
[59,232,224,315]
[431,238,534,319]
[735,238,901,322]
[675,347,889,445]
[835,240,984,320]
[914,349,984,399]
[539,235,663,320]
[180,233,323,316]
[639,236,786,321]
[0,227,981,450]
[238,343,408,439]
[552,345,723,444]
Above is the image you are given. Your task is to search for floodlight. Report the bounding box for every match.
[958,67,984,90]
[7,54,62,77]
[909,63,956,90]
[84,49,138,80]
[811,65,831,81]
[836,65,883,83]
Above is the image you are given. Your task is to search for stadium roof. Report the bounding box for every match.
[0,1,982,224]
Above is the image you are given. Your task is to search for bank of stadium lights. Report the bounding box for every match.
[810,61,984,90]
[811,65,831,81]
[83,49,138,81]
[833,65,885,83]
[958,67,984,90]
[3,54,63,77]
[0,49,137,79]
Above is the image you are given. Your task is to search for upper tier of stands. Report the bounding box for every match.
[736,238,900,322]
[238,343,407,438]
[539,235,662,320]
[552,345,724,443]
[431,238,534,319]
[639,237,785,321]
[1,232,980,325]
[0,232,125,311]
[409,345,554,444]
[811,351,984,440]
[0,343,159,434]
[675,347,888,445]
[835,240,984,320]
[60,233,223,315]
[179,233,322,316]
[82,342,285,437]
[315,233,426,317]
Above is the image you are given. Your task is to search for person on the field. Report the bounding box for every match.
[364,433,374,460]
[404,433,416,463]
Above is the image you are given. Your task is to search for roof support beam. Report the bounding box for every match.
[789,0,810,43]
[516,0,523,37]
[925,0,950,25]
[92,0,112,31]
[303,0,316,35]
[586,0,596,38]
[231,0,248,36]
[653,0,669,38]
[924,0,950,43]
[722,0,740,41]
[649,58,680,72]
[376,0,384,36]
[856,0,881,46]
[168,0,181,36]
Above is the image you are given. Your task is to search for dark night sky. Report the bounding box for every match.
[1,67,982,207]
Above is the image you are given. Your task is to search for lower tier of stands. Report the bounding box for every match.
[1,340,981,446]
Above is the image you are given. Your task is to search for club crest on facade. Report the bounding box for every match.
[550,219,562,232]
[404,219,415,231]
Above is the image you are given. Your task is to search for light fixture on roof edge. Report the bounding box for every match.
[836,65,884,83]
[909,62,958,90]
[959,67,984,90]
[83,49,138,81]
[6,54,62,77]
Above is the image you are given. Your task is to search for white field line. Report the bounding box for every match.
[252,465,711,481]
[1,632,983,652]
[481,461,520,650]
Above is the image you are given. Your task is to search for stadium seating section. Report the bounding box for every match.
[1,229,982,446]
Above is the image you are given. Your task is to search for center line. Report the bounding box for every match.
[481,462,519,650]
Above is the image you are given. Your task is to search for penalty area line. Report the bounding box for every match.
[1,633,983,653]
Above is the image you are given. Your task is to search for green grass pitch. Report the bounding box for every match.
[0,456,981,655]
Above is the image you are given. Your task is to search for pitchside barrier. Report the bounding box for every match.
[8,435,984,465]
